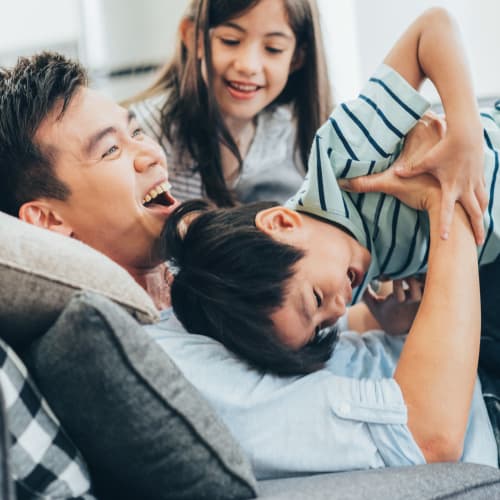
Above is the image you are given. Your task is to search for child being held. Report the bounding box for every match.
[162,8,500,375]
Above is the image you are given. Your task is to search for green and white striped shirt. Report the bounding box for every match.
[286,64,500,304]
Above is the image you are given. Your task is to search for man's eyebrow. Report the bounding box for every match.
[221,21,293,40]
[84,110,136,157]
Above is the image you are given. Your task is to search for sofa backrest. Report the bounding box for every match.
[0,211,158,351]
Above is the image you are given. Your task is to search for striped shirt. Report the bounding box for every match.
[286,64,500,304]
[130,94,305,203]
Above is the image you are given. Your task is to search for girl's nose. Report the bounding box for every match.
[233,46,261,76]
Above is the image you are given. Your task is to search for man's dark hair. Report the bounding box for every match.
[162,199,337,375]
[0,51,87,216]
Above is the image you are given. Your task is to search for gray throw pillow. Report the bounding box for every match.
[0,212,159,350]
[26,291,257,500]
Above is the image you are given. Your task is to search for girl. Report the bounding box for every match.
[127,0,332,206]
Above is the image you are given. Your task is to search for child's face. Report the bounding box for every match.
[256,207,371,350]
[205,0,300,125]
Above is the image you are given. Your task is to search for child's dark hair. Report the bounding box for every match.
[129,0,333,207]
[0,52,87,216]
[162,199,337,375]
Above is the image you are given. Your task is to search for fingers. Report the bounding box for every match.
[362,285,382,317]
[406,276,423,302]
[476,179,489,214]
[439,189,456,240]
[394,155,432,179]
[338,171,389,194]
[392,279,406,303]
[440,187,486,245]
[460,191,486,245]
[391,277,423,304]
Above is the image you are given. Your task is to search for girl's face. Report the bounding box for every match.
[204,0,299,125]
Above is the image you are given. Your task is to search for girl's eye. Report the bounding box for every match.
[132,127,143,137]
[220,38,239,46]
[102,145,119,159]
[313,289,322,308]
[266,47,284,54]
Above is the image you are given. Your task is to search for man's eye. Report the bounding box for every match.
[313,290,322,308]
[102,145,119,159]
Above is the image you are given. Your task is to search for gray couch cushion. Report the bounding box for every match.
[257,463,500,499]
[0,212,159,350]
[26,291,257,500]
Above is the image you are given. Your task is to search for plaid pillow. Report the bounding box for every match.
[0,339,95,499]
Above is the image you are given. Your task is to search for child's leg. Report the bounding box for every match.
[479,255,500,376]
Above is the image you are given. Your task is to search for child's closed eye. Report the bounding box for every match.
[313,289,322,308]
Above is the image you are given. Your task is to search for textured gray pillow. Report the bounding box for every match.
[26,291,257,500]
[0,212,159,349]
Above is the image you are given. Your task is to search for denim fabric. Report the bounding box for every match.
[479,369,500,467]
[480,254,500,378]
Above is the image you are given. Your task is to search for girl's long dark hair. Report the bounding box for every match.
[130,0,333,207]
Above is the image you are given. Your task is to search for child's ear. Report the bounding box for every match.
[255,206,302,237]
[290,44,306,73]
[179,17,203,58]
[18,201,74,237]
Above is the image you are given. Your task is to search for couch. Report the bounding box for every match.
[1,210,500,499]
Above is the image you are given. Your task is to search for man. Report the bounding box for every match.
[0,50,496,478]
[0,52,176,309]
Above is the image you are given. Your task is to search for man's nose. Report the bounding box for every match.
[133,142,165,172]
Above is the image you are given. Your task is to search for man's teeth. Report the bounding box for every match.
[142,181,171,204]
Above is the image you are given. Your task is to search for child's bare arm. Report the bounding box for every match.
[384,7,487,244]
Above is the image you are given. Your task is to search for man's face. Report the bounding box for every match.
[34,87,178,269]
[264,210,371,350]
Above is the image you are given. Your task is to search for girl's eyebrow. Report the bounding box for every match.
[220,21,294,40]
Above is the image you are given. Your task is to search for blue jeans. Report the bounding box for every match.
[479,254,500,466]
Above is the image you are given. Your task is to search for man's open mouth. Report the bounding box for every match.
[142,181,176,208]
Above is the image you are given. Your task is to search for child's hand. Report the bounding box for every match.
[362,280,422,336]
[393,112,487,244]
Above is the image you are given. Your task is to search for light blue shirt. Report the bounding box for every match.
[147,309,497,479]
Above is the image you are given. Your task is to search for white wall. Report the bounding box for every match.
[0,0,79,51]
[322,0,500,102]
[2,1,499,102]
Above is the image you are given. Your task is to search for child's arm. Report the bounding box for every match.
[340,163,480,462]
[384,7,487,244]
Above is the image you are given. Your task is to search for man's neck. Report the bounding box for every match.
[127,262,171,310]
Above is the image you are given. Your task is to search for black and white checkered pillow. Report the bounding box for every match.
[0,339,95,499]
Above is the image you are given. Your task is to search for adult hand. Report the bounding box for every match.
[393,111,487,244]
[339,166,440,213]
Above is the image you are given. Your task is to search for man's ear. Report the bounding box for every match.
[255,206,302,238]
[179,17,203,58]
[18,201,73,237]
[290,45,306,73]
